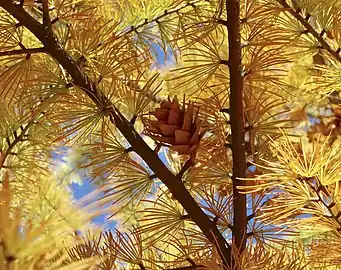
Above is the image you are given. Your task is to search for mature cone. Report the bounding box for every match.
[143,96,206,155]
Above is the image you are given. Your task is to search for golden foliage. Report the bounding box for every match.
[2,0,341,269]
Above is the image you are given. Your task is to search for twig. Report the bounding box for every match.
[0,47,45,57]
[167,259,206,270]
[0,122,32,170]
[307,181,341,232]
[41,0,52,32]
[166,265,205,270]
[138,263,146,270]
[176,158,194,180]
[121,0,203,37]
[277,0,341,63]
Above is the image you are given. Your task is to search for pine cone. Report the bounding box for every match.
[143,96,206,155]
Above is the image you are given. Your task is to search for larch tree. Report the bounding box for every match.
[1,0,341,269]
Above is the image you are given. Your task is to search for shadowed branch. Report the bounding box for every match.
[225,0,248,259]
[0,47,45,57]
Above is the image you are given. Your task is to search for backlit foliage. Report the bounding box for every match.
[1,0,341,269]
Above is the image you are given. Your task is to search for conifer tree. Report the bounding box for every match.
[1,0,341,269]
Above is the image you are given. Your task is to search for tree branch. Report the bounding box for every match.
[122,0,203,37]
[0,47,45,57]
[41,0,52,32]
[176,158,194,180]
[0,122,32,170]
[138,263,146,270]
[277,0,341,63]
[225,0,248,259]
[0,0,231,265]
[108,108,231,262]
[167,258,205,270]
[307,181,341,232]
[166,265,206,270]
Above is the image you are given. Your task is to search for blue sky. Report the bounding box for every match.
[51,148,116,229]
[71,181,117,228]
[63,44,173,228]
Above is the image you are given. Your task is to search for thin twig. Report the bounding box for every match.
[0,122,32,170]
[277,0,341,63]
[121,0,203,37]
[166,265,205,270]
[167,259,206,270]
[307,181,341,232]
[0,47,45,57]
[41,0,52,32]
[176,158,194,180]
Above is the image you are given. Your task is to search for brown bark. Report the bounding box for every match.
[167,265,205,270]
[225,0,248,256]
[0,47,45,57]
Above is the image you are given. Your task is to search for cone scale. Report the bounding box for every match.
[144,96,206,155]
